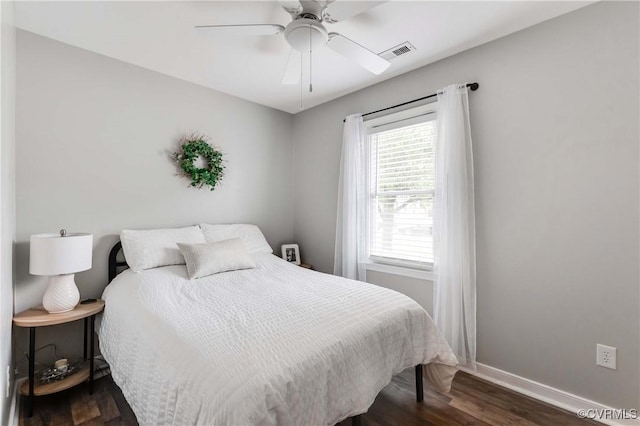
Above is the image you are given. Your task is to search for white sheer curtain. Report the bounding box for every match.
[433,84,477,369]
[334,114,367,281]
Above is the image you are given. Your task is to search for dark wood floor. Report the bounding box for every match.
[20,369,599,426]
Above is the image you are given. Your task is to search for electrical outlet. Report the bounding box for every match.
[596,344,617,370]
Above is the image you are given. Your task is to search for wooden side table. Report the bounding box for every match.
[13,299,105,417]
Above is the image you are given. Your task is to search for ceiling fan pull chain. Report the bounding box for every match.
[300,50,304,110]
[309,24,313,93]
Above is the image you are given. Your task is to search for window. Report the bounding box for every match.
[366,104,437,271]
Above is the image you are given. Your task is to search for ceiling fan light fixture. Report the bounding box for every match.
[284,18,328,51]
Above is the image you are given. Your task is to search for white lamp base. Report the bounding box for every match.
[43,274,80,313]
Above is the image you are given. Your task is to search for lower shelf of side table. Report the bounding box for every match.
[20,365,90,396]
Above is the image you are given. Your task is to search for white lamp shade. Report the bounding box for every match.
[30,233,93,276]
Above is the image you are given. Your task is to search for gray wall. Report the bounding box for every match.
[15,31,294,328]
[12,0,639,412]
[0,1,16,423]
[292,2,639,409]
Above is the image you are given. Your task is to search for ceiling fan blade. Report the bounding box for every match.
[281,0,302,18]
[327,33,390,75]
[299,0,329,17]
[324,1,386,23]
[258,4,291,54]
[282,49,301,84]
[195,24,285,37]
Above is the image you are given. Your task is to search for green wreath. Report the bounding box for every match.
[173,134,225,191]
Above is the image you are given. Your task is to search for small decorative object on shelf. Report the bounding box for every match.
[39,359,81,384]
[173,133,225,191]
[281,244,301,266]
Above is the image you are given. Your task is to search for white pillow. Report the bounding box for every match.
[121,226,205,272]
[199,224,273,254]
[177,239,256,279]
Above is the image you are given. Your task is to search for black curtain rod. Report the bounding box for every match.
[343,82,479,123]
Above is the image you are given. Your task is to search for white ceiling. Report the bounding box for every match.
[15,1,591,114]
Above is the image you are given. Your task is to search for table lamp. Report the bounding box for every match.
[29,230,93,313]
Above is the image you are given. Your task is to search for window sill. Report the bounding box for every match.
[362,262,435,281]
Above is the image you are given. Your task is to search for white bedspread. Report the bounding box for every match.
[99,253,458,425]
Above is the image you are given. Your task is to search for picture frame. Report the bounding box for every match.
[281,244,301,266]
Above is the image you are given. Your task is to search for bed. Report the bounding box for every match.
[99,230,458,425]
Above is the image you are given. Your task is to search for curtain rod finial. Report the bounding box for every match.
[469,82,479,91]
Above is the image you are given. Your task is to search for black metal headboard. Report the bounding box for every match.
[108,241,129,283]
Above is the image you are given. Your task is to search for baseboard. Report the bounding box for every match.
[7,378,24,426]
[460,363,640,426]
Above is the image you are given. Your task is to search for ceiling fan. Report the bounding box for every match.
[195,0,391,89]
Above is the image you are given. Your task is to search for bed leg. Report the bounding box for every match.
[352,414,362,426]
[415,364,424,402]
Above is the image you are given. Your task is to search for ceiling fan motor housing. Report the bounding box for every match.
[284,18,328,51]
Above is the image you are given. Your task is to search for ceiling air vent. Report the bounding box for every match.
[379,42,416,61]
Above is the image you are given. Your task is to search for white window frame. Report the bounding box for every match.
[361,102,438,281]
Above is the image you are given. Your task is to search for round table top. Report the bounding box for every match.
[13,300,105,327]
